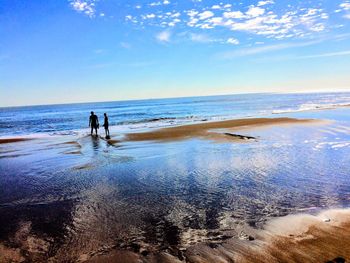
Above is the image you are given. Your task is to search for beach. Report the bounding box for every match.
[3,0,350,260]
[124,117,321,142]
[1,93,350,262]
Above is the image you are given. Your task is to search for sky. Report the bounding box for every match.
[1,0,350,106]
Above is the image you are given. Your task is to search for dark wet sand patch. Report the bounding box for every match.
[62,141,80,145]
[0,153,31,159]
[73,163,94,170]
[224,133,256,140]
[63,150,82,155]
[53,140,82,148]
[107,139,121,145]
[0,138,33,144]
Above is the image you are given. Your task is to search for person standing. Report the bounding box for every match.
[89,111,99,136]
[103,113,110,138]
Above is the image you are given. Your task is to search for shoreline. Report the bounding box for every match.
[0,117,326,145]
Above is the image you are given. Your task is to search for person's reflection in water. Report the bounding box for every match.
[91,135,100,152]
[103,113,110,139]
[89,111,99,136]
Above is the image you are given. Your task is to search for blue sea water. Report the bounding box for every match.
[1,92,350,137]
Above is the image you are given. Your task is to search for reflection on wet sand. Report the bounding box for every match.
[86,209,350,263]
[1,116,350,262]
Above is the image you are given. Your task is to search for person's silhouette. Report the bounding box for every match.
[103,113,110,138]
[89,111,99,136]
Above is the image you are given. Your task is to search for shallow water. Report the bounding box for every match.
[1,108,350,261]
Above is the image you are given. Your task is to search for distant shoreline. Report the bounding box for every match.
[1,90,349,109]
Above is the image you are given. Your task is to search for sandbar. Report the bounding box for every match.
[124,117,321,142]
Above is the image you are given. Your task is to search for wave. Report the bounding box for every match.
[271,102,350,114]
[117,117,177,125]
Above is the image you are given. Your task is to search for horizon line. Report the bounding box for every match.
[1,89,349,109]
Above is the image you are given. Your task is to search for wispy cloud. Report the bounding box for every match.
[189,33,214,43]
[156,30,171,42]
[120,42,131,49]
[217,39,322,59]
[296,50,350,59]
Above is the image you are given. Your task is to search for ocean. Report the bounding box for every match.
[1,92,350,137]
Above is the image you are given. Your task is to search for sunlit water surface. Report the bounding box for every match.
[1,108,350,261]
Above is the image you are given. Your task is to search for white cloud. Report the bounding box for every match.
[340,2,350,19]
[144,14,156,19]
[168,18,181,27]
[227,38,239,45]
[125,2,331,42]
[223,11,245,19]
[150,0,170,6]
[156,30,171,42]
[340,3,350,10]
[246,6,265,17]
[257,0,274,7]
[70,0,96,17]
[150,2,162,6]
[198,11,214,20]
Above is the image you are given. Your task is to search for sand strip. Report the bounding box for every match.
[124,117,320,142]
[0,138,33,144]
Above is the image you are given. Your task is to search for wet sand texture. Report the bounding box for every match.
[83,209,350,263]
[125,117,318,142]
[186,209,350,263]
[0,138,32,144]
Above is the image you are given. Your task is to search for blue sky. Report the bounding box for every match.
[1,0,350,106]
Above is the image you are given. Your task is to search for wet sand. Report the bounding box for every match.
[82,209,350,263]
[186,209,350,263]
[124,117,320,142]
[0,138,33,144]
[0,115,349,262]
[1,209,349,263]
